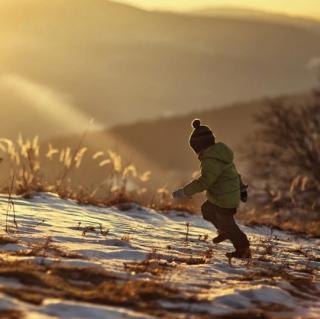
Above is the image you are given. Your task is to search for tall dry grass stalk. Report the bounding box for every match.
[5,174,17,233]
[0,135,152,206]
[57,119,94,192]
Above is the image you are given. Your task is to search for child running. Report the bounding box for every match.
[172,119,250,259]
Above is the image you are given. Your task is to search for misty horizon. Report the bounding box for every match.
[1,0,319,140]
[110,0,320,20]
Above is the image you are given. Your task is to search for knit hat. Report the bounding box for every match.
[189,119,215,153]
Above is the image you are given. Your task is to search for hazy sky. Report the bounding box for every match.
[113,0,320,19]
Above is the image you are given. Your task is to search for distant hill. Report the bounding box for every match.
[191,7,320,31]
[41,92,316,188]
[192,7,284,18]
[0,0,320,139]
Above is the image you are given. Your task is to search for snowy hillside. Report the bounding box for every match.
[0,193,319,319]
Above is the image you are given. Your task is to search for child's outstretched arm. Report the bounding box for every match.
[183,159,222,198]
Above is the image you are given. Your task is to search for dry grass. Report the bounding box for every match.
[0,134,319,240]
[0,311,23,319]
[146,252,211,266]
[238,208,320,237]
[152,201,197,215]
[79,224,109,237]
[149,188,198,214]
[124,259,177,276]
[0,135,151,206]
[241,266,318,299]
[0,248,315,319]
[212,311,281,319]
[0,260,201,317]
[0,135,200,223]
[4,237,84,259]
[124,244,213,277]
[0,235,17,245]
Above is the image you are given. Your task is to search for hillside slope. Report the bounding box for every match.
[41,93,315,188]
[191,6,320,32]
[0,193,319,318]
[40,97,260,188]
[0,0,320,138]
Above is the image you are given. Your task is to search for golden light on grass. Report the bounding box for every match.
[92,151,104,160]
[107,150,122,173]
[0,135,153,205]
[99,159,111,167]
[139,171,151,182]
[46,144,59,160]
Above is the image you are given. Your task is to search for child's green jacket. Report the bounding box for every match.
[183,143,241,208]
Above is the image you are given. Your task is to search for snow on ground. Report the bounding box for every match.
[0,193,319,319]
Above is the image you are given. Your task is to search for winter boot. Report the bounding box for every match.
[226,247,251,259]
[212,233,226,244]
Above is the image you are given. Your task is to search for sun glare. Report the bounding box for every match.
[0,74,103,134]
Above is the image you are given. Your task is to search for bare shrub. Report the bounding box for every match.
[244,96,320,212]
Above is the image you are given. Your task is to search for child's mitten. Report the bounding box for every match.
[172,189,188,199]
[240,185,248,203]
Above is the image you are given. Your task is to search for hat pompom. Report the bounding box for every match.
[192,119,201,129]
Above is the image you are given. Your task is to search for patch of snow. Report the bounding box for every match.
[42,299,153,319]
[0,193,319,318]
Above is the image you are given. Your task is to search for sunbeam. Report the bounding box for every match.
[0,73,103,134]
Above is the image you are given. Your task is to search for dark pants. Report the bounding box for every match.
[201,201,250,251]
